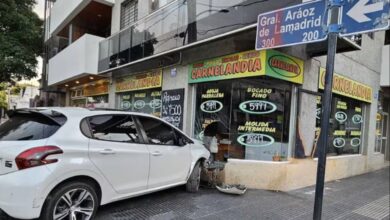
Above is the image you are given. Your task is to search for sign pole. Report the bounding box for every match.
[313,2,341,219]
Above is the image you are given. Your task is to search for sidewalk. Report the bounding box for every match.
[95,167,389,220]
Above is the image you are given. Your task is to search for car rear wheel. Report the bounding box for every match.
[41,181,99,220]
[186,161,201,193]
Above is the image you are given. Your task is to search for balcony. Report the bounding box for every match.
[48,34,104,86]
[49,0,114,37]
[381,45,390,87]
[98,0,303,72]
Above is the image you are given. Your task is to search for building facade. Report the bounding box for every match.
[42,0,390,190]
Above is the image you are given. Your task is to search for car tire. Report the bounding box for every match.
[186,161,201,193]
[40,181,99,220]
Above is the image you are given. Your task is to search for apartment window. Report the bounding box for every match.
[121,0,138,30]
[150,0,174,12]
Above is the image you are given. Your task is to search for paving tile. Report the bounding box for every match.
[91,167,389,220]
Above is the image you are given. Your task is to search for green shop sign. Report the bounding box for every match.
[188,50,304,84]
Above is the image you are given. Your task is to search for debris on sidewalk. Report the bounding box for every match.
[216,184,247,195]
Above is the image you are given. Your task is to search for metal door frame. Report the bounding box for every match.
[381,112,389,160]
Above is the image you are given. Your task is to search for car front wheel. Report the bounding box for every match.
[186,161,201,193]
[41,181,99,220]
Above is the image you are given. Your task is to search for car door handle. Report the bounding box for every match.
[151,151,162,156]
[99,149,116,155]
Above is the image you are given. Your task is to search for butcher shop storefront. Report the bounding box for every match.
[189,49,304,162]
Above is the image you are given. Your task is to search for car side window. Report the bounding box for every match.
[88,115,140,143]
[137,116,177,145]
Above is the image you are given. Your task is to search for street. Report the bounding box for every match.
[92,167,389,220]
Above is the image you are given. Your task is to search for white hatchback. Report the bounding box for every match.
[0,108,209,220]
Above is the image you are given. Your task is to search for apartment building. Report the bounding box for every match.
[42,0,390,190]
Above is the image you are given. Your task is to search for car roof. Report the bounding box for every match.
[23,107,158,119]
[18,107,192,139]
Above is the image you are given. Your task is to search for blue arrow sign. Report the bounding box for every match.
[256,0,328,50]
[340,0,390,37]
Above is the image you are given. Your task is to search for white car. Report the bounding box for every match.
[0,108,209,220]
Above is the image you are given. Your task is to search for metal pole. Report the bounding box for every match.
[313,2,341,218]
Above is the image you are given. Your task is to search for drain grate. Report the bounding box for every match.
[353,195,389,220]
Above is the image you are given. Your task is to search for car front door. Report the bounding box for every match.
[87,114,149,194]
[136,116,191,189]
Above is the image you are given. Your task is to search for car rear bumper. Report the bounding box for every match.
[0,166,52,219]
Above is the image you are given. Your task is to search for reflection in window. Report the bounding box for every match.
[89,115,140,143]
[138,116,176,145]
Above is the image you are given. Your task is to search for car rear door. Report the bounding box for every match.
[86,114,149,194]
[136,116,191,189]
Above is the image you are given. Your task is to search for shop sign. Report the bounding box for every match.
[200,100,223,113]
[352,114,363,124]
[189,50,304,84]
[150,99,162,109]
[239,100,277,115]
[83,81,109,97]
[237,133,275,147]
[351,138,361,147]
[266,50,304,84]
[351,131,362,136]
[335,111,348,123]
[120,101,132,109]
[116,70,162,92]
[161,89,185,129]
[134,100,146,109]
[376,113,382,121]
[319,68,372,103]
[333,137,346,148]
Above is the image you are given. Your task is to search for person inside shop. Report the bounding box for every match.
[203,121,224,162]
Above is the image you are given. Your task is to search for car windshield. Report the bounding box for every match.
[0,110,67,141]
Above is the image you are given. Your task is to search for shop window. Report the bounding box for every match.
[121,0,138,30]
[70,98,86,107]
[150,0,174,12]
[88,115,140,143]
[86,95,109,109]
[138,116,176,145]
[195,78,291,162]
[118,89,161,117]
[315,95,364,156]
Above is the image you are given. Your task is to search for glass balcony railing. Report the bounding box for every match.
[98,0,301,72]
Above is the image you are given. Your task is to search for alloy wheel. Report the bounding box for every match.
[52,188,95,220]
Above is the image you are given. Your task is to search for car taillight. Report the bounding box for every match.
[15,146,63,170]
